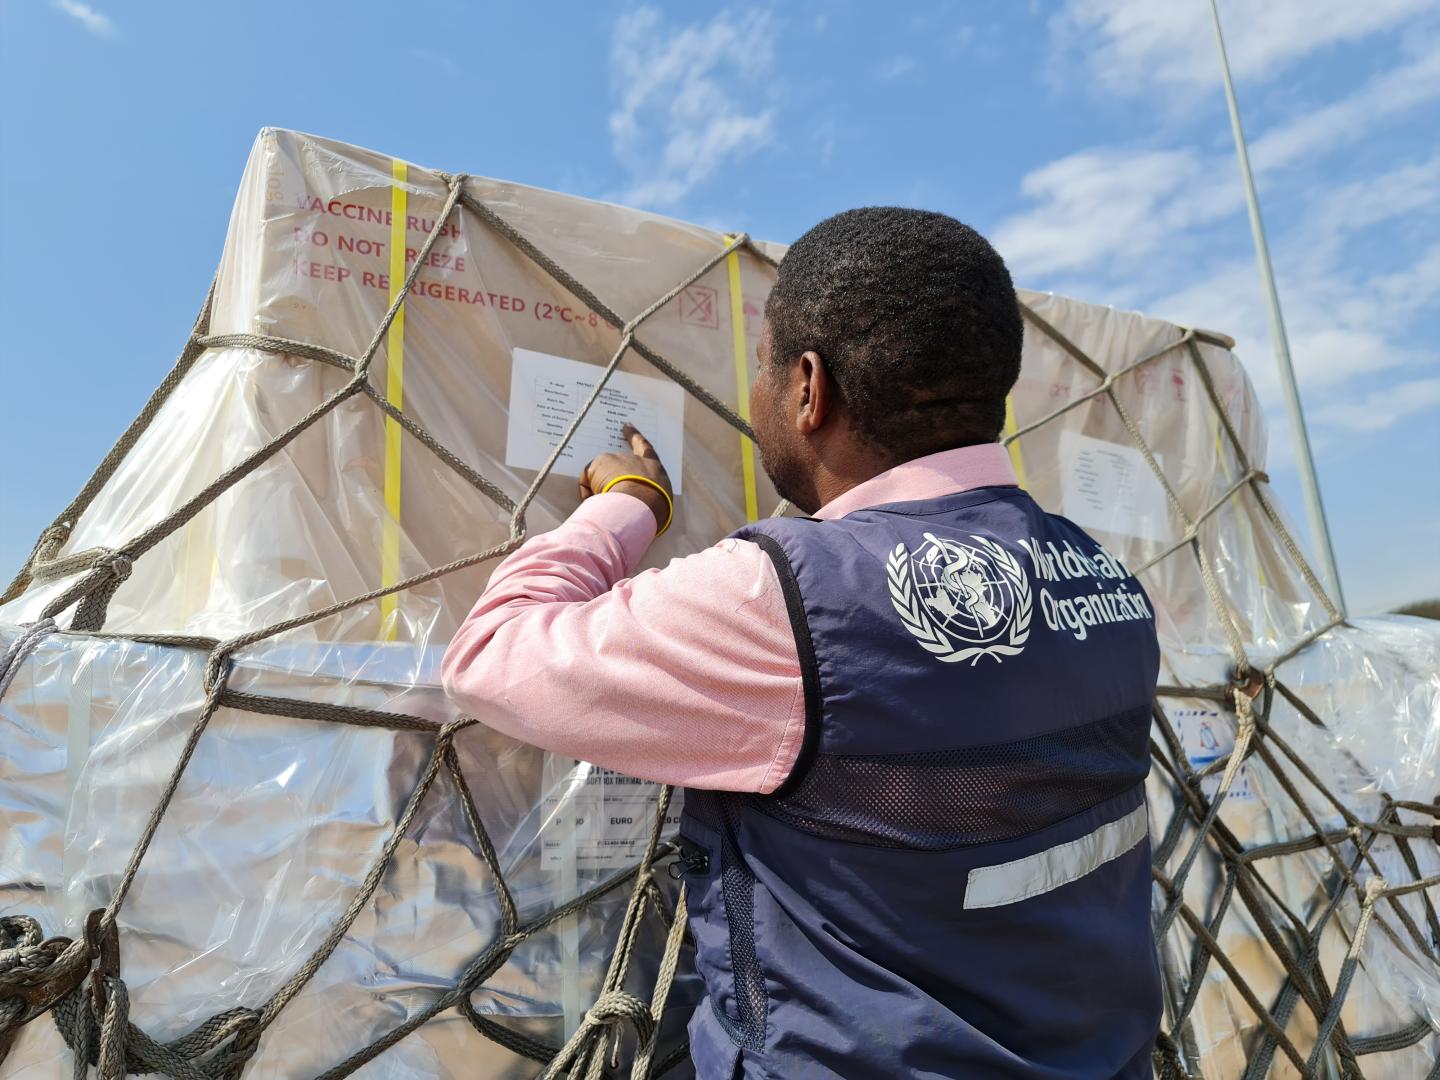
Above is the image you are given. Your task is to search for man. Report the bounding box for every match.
[443,208,1162,1078]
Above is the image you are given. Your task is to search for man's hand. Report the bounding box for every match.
[579,423,675,533]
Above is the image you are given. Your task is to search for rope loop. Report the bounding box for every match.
[34,525,68,564]
[100,552,133,580]
[0,915,43,955]
[1230,668,1264,733]
[95,975,129,1080]
[1344,875,1392,963]
[203,647,234,695]
[1363,876,1390,906]
[0,917,94,1053]
[35,548,135,632]
[0,618,56,703]
[590,990,657,1049]
[536,990,657,1080]
[225,1012,264,1057]
[73,552,133,632]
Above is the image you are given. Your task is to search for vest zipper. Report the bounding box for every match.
[670,838,710,879]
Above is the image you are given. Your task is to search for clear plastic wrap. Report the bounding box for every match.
[0,630,696,1077]
[1148,614,1440,1078]
[1,128,1435,1077]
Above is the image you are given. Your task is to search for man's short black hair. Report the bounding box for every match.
[765,207,1023,460]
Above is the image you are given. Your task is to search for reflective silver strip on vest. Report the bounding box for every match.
[962,804,1148,910]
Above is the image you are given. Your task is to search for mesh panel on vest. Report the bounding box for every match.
[751,706,1151,850]
[719,800,769,1051]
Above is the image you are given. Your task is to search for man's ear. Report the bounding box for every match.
[795,350,830,435]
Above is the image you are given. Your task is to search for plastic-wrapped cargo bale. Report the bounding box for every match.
[1146,615,1440,1079]
[0,128,785,646]
[1009,294,1438,1076]
[0,631,693,1078]
[1289,616,1440,1053]
[1,128,1436,1077]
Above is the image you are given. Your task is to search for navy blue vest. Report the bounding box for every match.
[678,485,1162,1079]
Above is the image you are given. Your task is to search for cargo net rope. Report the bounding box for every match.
[0,168,1431,1079]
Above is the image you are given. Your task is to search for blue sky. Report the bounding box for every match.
[1,0,1436,612]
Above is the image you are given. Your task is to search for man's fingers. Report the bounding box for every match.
[623,422,658,460]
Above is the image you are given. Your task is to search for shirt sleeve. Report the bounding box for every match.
[440,491,807,794]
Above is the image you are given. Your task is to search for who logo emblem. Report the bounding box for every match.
[886,533,1032,665]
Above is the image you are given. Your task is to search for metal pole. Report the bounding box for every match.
[1206,0,1347,615]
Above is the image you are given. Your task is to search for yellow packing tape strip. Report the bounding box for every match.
[726,239,759,522]
[1003,394,1028,490]
[380,160,408,640]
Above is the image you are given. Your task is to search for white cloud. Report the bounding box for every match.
[1028,1,1438,613]
[1366,242,1440,316]
[1310,377,1440,432]
[994,141,1439,450]
[1117,172,1438,408]
[992,45,1440,285]
[1142,257,1420,406]
[1049,0,1433,100]
[1250,45,1440,174]
[608,6,776,210]
[991,148,1200,278]
[53,0,115,37]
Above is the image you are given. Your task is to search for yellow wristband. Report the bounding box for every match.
[600,474,674,536]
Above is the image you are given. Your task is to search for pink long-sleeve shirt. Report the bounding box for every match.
[441,443,1018,794]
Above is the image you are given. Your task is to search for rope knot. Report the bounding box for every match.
[40,548,135,631]
[585,989,652,1027]
[226,1011,264,1055]
[438,716,478,746]
[0,917,92,1037]
[36,525,69,560]
[203,648,234,694]
[0,915,42,955]
[1343,876,1392,962]
[98,552,133,583]
[536,990,656,1080]
[1231,684,1255,729]
[1362,876,1389,906]
[1230,669,1264,733]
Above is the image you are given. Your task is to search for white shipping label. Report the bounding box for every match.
[542,763,682,872]
[506,348,686,493]
[1059,430,1170,542]
[1172,706,1256,802]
